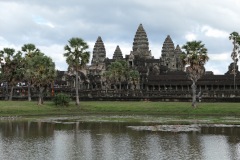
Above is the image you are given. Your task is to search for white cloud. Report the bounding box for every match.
[201,25,229,38]
[206,52,232,74]
[185,33,197,41]
[1,0,240,75]
[39,44,66,70]
[208,52,231,61]
[0,36,9,48]
[32,15,55,28]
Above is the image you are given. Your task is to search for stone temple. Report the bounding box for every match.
[3,24,239,101]
[52,23,240,101]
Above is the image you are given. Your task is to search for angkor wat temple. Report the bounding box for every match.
[3,24,240,101]
[52,24,240,102]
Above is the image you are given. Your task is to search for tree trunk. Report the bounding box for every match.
[5,83,8,100]
[38,87,44,105]
[28,82,31,101]
[9,86,14,101]
[75,72,80,106]
[191,82,197,108]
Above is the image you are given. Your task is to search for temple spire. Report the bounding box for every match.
[91,36,106,64]
[131,24,152,59]
[113,45,123,60]
[174,45,184,71]
[161,35,175,57]
[174,45,182,54]
[161,35,176,70]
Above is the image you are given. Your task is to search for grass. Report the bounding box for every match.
[0,100,240,116]
[1,101,240,124]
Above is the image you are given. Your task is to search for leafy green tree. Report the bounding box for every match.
[181,41,209,108]
[21,44,41,101]
[103,60,139,91]
[27,52,56,105]
[53,93,71,107]
[229,32,240,91]
[128,70,140,90]
[64,37,90,106]
[0,48,25,100]
[104,60,125,90]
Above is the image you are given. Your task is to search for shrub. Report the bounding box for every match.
[53,93,71,107]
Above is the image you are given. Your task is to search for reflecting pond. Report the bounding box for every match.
[0,119,240,160]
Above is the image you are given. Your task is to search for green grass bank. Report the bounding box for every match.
[0,101,240,117]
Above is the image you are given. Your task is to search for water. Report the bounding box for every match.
[0,119,240,160]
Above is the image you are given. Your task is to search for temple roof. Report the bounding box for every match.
[132,24,150,55]
[91,36,106,64]
[174,45,182,54]
[161,35,175,56]
[113,45,123,60]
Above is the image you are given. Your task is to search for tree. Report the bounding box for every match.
[181,41,209,108]
[21,44,41,101]
[64,37,90,106]
[27,52,56,105]
[103,60,139,92]
[128,70,140,90]
[229,32,240,91]
[0,48,25,100]
[104,60,125,90]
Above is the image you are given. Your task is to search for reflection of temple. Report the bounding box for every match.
[1,24,240,101]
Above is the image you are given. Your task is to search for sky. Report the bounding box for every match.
[0,0,240,74]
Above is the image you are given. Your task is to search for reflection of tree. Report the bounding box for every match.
[0,121,239,159]
[0,121,54,138]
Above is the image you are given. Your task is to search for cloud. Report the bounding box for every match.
[39,44,67,71]
[0,0,240,75]
[205,52,232,74]
[208,53,231,61]
[32,15,55,28]
[201,26,229,38]
[185,33,197,41]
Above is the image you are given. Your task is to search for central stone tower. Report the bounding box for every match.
[91,36,106,65]
[131,24,152,59]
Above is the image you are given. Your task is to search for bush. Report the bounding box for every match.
[53,93,71,107]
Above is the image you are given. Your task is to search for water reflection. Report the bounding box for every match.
[0,120,239,160]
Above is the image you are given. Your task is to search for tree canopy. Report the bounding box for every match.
[103,60,140,90]
[21,43,41,101]
[0,48,25,100]
[28,52,56,105]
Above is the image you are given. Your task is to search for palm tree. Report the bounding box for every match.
[21,44,41,101]
[28,52,56,105]
[103,60,139,96]
[229,32,240,91]
[22,44,40,57]
[108,61,124,90]
[181,41,209,108]
[129,70,140,90]
[64,37,90,106]
[0,48,25,100]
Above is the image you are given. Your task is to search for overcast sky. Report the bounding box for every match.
[0,0,240,74]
